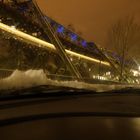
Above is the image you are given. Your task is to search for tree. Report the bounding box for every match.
[107,16,140,81]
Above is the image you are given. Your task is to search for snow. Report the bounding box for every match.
[0,69,139,92]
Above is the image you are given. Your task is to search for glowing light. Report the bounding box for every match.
[66,50,110,66]
[0,22,55,51]
[131,69,140,76]
[139,66,140,71]
[106,71,111,76]
[57,26,64,33]
[11,25,16,29]
[0,22,110,67]
[81,40,87,47]
[71,34,77,41]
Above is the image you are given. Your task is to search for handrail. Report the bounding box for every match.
[32,0,82,79]
[0,22,110,66]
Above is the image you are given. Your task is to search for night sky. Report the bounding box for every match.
[37,0,140,58]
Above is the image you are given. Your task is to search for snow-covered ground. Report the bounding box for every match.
[0,70,139,92]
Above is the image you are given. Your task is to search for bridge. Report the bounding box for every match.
[0,0,139,83]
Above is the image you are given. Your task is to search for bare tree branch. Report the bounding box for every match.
[107,16,140,80]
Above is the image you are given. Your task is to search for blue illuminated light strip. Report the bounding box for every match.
[57,26,64,33]
[45,16,88,48]
[82,40,87,47]
[71,34,77,41]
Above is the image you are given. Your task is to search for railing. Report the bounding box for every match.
[32,0,82,79]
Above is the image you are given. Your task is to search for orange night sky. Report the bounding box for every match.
[36,0,140,58]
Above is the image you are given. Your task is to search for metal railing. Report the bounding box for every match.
[32,0,82,80]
